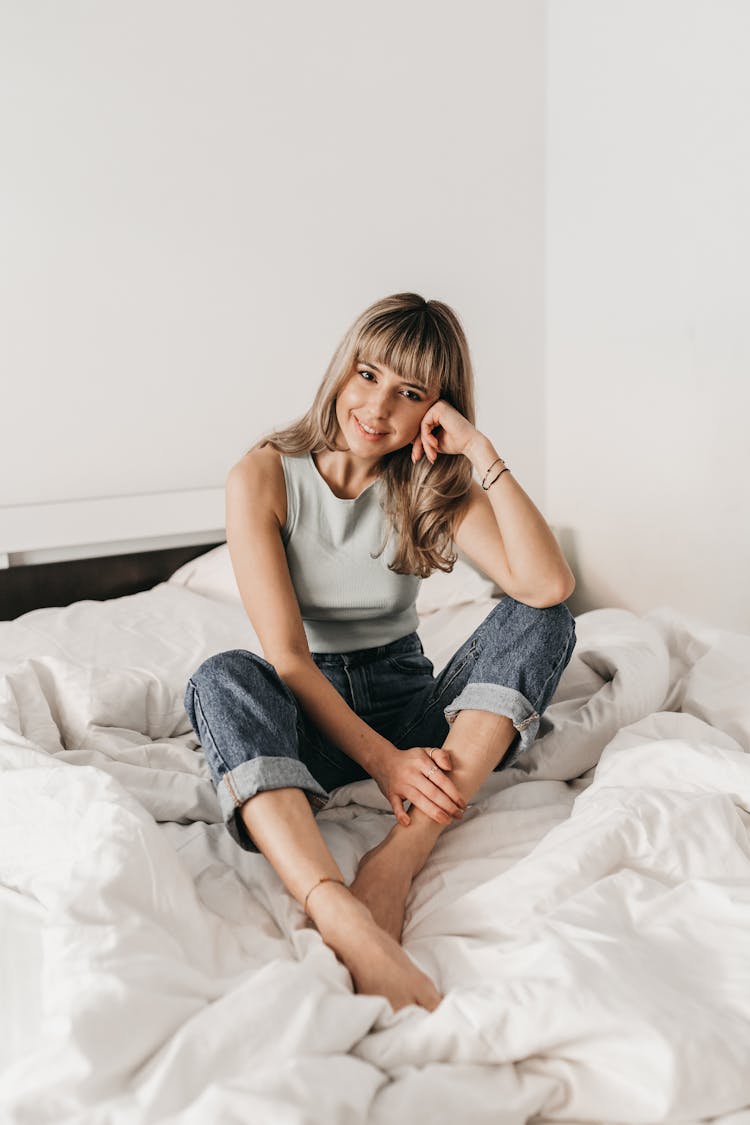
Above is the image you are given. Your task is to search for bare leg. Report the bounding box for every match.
[350,710,516,940]
[239,786,442,1011]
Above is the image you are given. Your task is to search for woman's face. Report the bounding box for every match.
[335,358,439,459]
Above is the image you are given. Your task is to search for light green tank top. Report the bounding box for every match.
[280,452,421,653]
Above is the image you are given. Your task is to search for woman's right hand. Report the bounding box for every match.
[373,745,467,827]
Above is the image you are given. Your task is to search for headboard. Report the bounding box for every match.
[0,541,224,621]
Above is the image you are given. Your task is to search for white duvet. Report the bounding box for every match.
[1,583,750,1124]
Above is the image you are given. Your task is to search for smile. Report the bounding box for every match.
[354,416,388,439]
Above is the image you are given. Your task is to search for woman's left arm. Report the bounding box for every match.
[413,402,575,609]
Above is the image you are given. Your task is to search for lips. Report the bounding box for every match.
[354,415,388,439]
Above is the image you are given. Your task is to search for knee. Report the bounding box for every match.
[516,597,575,636]
[522,598,575,633]
[489,597,575,654]
[186,648,266,709]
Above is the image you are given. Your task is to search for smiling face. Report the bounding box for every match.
[334,358,440,461]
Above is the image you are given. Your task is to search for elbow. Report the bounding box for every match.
[522,572,576,610]
[559,571,576,603]
[270,648,315,681]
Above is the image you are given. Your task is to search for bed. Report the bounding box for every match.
[1,544,749,1124]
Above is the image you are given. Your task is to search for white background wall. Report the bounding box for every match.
[0,0,546,560]
[546,0,750,632]
[3,2,748,633]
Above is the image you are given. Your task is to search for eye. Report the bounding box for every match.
[357,367,423,402]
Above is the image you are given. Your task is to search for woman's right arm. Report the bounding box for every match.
[225,449,464,826]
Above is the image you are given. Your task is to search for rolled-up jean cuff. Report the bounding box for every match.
[217,757,330,852]
[444,683,541,759]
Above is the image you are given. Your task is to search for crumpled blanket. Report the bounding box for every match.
[1,585,749,1124]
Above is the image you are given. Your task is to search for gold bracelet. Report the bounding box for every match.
[482,466,510,492]
[303,875,345,916]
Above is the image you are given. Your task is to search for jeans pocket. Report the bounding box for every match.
[386,652,435,677]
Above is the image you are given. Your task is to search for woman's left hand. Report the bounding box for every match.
[411,400,480,464]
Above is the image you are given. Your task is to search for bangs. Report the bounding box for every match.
[354,311,453,396]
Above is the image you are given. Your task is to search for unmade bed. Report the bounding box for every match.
[1,545,750,1124]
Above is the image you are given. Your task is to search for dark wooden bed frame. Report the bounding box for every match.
[0,542,224,621]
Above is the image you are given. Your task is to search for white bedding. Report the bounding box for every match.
[1,578,750,1124]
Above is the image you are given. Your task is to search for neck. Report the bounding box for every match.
[312,449,381,500]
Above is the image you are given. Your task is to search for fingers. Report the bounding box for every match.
[388,747,467,826]
[430,747,453,771]
[406,790,455,826]
[418,775,465,821]
[421,430,440,463]
[412,410,436,463]
[407,763,466,823]
[411,430,440,464]
[391,796,410,827]
[396,776,463,826]
[424,749,464,811]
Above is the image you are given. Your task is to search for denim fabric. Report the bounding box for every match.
[184,598,576,852]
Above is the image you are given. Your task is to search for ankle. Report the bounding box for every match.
[306,881,373,939]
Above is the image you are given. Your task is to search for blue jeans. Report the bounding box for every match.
[184,598,576,852]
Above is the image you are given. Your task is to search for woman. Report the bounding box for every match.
[185,293,576,1013]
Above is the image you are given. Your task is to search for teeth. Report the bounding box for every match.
[359,419,383,435]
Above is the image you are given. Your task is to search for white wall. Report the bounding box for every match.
[0,1,546,563]
[546,0,750,632]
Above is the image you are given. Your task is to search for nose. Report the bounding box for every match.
[369,387,391,421]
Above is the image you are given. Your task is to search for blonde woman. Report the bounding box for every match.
[185,293,576,1013]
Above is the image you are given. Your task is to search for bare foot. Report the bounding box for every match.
[308,882,441,1012]
[350,833,412,942]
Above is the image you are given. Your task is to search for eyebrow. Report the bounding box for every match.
[359,360,428,393]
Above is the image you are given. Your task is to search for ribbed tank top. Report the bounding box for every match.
[280,451,421,653]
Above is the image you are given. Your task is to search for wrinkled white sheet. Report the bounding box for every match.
[1,585,750,1124]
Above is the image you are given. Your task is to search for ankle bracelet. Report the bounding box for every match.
[303,875,346,916]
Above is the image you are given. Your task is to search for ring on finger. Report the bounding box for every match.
[427,748,437,761]
[427,765,438,778]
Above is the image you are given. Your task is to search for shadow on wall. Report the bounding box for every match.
[555,526,628,618]
[457,530,617,618]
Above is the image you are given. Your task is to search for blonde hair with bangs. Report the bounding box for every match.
[252,292,476,578]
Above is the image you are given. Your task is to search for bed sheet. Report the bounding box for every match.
[1,584,749,1124]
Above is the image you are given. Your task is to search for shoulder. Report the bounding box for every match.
[226,445,291,529]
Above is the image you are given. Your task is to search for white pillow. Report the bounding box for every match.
[416,553,501,614]
[505,608,671,783]
[167,544,240,603]
[167,543,501,614]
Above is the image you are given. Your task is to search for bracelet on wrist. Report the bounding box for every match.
[481,456,510,491]
[482,466,510,491]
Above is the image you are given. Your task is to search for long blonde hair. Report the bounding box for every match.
[251,292,476,578]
